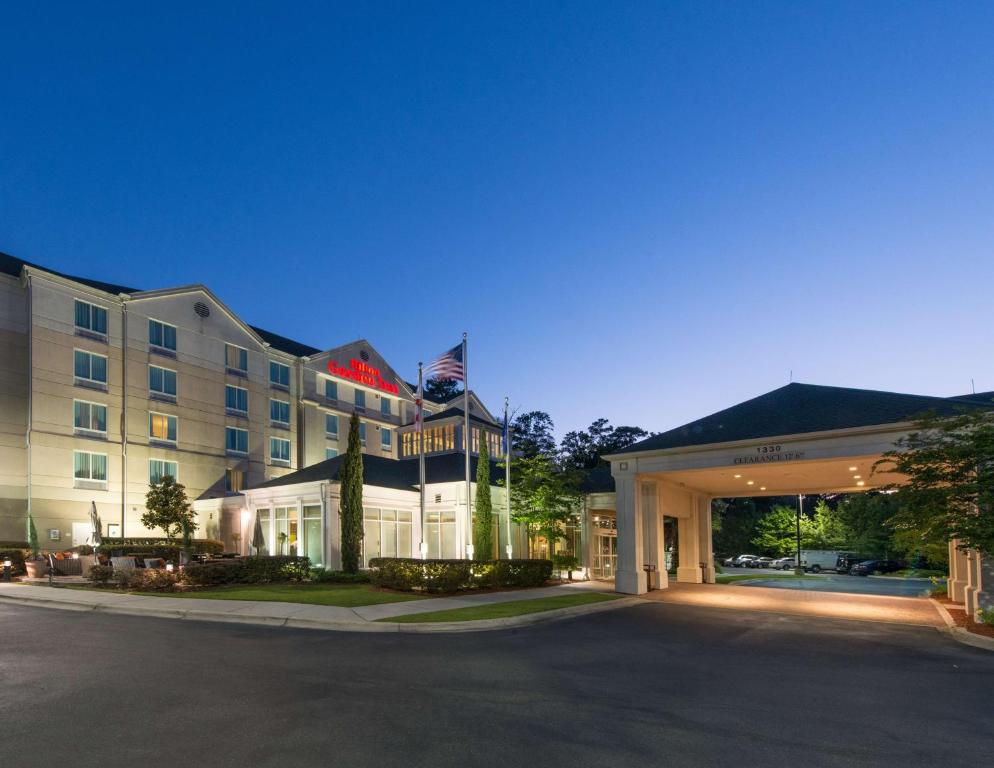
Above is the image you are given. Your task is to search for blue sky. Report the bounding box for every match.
[2,1,993,437]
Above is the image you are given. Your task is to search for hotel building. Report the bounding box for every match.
[0,252,522,567]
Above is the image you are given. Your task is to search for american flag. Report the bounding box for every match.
[424,343,464,382]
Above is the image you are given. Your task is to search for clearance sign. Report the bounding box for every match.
[327,358,400,395]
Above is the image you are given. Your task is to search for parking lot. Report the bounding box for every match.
[721,566,938,597]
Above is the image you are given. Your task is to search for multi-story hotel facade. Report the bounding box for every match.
[0,252,517,566]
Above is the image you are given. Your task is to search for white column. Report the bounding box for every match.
[965,548,981,619]
[979,554,994,616]
[613,468,646,595]
[641,481,666,589]
[676,492,702,583]
[948,539,967,604]
[697,495,715,583]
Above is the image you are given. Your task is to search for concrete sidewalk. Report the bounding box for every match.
[0,580,632,633]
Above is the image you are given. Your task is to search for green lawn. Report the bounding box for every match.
[130,583,426,607]
[716,573,825,584]
[379,592,620,623]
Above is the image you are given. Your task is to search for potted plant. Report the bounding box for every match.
[23,514,48,578]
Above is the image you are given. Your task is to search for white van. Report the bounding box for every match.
[799,550,846,573]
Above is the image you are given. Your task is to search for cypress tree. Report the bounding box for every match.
[340,413,365,573]
[473,440,494,560]
[27,512,39,558]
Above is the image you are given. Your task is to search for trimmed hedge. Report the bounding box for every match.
[181,556,311,587]
[310,569,371,584]
[368,558,553,593]
[98,538,225,562]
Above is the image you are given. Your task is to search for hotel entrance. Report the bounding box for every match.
[591,513,617,579]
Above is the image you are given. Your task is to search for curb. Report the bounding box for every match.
[0,589,641,634]
[929,598,994,653]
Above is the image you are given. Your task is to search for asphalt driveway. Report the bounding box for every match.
[3,598,991,768]
[723,567,938,597]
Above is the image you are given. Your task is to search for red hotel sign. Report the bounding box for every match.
[327,358,400,395]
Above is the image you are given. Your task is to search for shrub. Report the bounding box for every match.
[98,538,224,558]
[309,569,370,584]
[114,568,179,591]
[0,545,28,576]
[87,564,114,584]
[368,558,552,593]
[979,608,994,625]
[181,556,311,587]
[928,575,947,597]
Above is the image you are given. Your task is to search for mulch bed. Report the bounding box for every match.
[940,600,994,639]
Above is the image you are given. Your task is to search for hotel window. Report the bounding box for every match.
[325,448,338,460]
[74,300,107,336]
[73,450,107,484]
[225,427,248,454]
[149,365,177,398]
[225,468,245,493]
[270,398,290,426]
[380,397,391,416]
[225,385,248,414]
[149,459,178,484]
[270,437,291,464]
[149,412,177,443]
[359,422,366,446]
[274,506,298,555]
[225,343,248,374]
[254,509,271,555]
[269,361,290,389]
[424,510,457,559]
[303,505,322,568]
[354,389,366,411]
[325,413,338,437]
[381,427,392,450]
[74,350,107,386]
[324,379,338,400]
[363,509,412,567]
[73,400,107,434]
[149,319,177,352]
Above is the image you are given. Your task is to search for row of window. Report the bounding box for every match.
[74,301,293,388]
[322,378,394,416]
[73,451,225,487]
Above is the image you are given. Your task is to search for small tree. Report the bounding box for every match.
[501,454,581,559]
[142,475,196,540]
[340,413,365,573]
[424,376,461,401]
[473,440,494,559]
[27,512,39,558]
[876,408,994,557]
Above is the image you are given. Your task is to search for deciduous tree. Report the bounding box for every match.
[143,475,196,540]
[501,454,582,559]
[511,411,556,458]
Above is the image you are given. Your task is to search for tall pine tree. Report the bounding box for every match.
[473,440,494,559]
[340,413,364,573]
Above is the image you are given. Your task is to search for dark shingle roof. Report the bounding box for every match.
[1,251,322,358]
[423,407,496,427]
[251,452,503,491]
[611,382,994,456]
[949,391,994,405]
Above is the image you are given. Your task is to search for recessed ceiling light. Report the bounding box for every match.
[853,475,861,479]
[747,480,754,485]
[856,481,865,487]
[760,486,767,491]
[734,474,741,478]
[848,466,858,471]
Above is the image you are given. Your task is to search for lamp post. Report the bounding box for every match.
[793,494,805,576]
[2,557,11,582]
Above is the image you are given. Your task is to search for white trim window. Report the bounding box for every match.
[149,319,177,352]
[74,349,108,386]
[269,361,290,389]
[381,427,392,450]
[325,413,338,438]
[73,400,107,434]
[324,379,338,400]
[149,365,177,398]
[270,398,290,426]
[74,300,107,336]
[225,426,248,454]
[380,396,391,416]
[269,436,291,464]
[149,412,178,443]
[225,384,249,414]
[325,448,338,460]
[73,450,107,485]
[225,343,248,374]
[149,459,178,484]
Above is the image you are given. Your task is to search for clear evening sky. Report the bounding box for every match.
[2,2,993,438]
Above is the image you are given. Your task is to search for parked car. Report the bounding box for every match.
[746,556,775,569]
[771,556,796,570]
[730,554,759,568]
[850,559,903,576]
[835,553,872,574]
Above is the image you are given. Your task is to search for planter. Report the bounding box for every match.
[24,559,48,578]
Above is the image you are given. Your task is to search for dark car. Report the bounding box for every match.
[746,556,775,569]
[850,559,902,576]
[835,553,872,574]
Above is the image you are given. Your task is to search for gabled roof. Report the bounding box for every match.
[1,251,320,358]
[949,391,994,405]
[609,382,994,457]
[250,452,503,491]
[422,406,497,428]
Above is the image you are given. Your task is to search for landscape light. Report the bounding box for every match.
[166,563,175,573]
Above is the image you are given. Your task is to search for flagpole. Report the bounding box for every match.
[504,396,512,560]
[463,332,472,560]
[418,362,427,560]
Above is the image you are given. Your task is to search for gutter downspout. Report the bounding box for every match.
[121,298,128,538]
[25,273,32,537]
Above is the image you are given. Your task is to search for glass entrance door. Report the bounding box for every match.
[593,533,617,579]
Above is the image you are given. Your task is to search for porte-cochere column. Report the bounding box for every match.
[612,465,647,595]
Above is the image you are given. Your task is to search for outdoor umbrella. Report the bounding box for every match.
[251,513,265,555]
[89,501,103,549]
